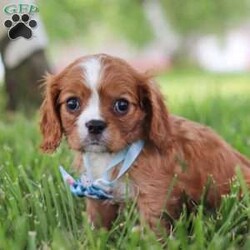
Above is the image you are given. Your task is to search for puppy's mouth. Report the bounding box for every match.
[84,138,108,153]
[89,141,101,145]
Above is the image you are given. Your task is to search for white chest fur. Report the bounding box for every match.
[81,152,138,201]
[83,152,114,180]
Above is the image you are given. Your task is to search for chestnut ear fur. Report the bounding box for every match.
[139,79,171,152]
[40,74,62,153]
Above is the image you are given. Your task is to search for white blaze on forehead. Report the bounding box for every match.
[77,57,104,142]
[81,57,102,88]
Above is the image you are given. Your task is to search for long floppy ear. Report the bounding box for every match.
[40,74,62,153]
[139,79,171,151]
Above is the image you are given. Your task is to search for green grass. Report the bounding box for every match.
[0,71,250,249]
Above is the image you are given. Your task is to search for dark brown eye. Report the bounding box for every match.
[66,97,80,111]
[114,99,129,115]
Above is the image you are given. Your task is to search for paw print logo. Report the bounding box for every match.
[4,14,37,40]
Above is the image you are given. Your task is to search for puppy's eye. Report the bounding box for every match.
[114,99,129,115]
[66,97,80,111]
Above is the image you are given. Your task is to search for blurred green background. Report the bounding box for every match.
[0,1,250,248]
[40,0,249,44]
[37,0,250,71]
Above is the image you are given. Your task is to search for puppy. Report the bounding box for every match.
[40,54,250,232]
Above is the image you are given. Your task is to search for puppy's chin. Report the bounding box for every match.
[84,144,108,153]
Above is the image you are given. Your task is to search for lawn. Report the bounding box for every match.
[0,71,250,249]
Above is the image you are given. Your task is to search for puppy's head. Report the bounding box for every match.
[40,54,170,154]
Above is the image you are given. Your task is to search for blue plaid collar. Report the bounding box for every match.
[59,140,144,200]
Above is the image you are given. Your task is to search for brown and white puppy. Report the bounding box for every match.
[40,54,250,232]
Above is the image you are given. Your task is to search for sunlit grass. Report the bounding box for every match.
[0,71,250,249]
[158,71,250,105]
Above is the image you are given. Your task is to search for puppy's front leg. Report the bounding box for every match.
[86,199,119,229]
[137,191,181,234]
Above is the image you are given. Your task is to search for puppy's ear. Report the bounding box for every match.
[139,79,171,151]
[40,74,62,153]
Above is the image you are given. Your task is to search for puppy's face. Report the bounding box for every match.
[40,54,170,154]
[58,55,147,153]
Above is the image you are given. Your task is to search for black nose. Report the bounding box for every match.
[85,120,107,134]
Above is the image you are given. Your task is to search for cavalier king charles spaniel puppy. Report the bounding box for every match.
[40,54,250,232]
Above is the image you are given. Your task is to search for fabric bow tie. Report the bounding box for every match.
[59,140,144,200]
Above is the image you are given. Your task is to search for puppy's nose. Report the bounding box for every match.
[85,120,107,134]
